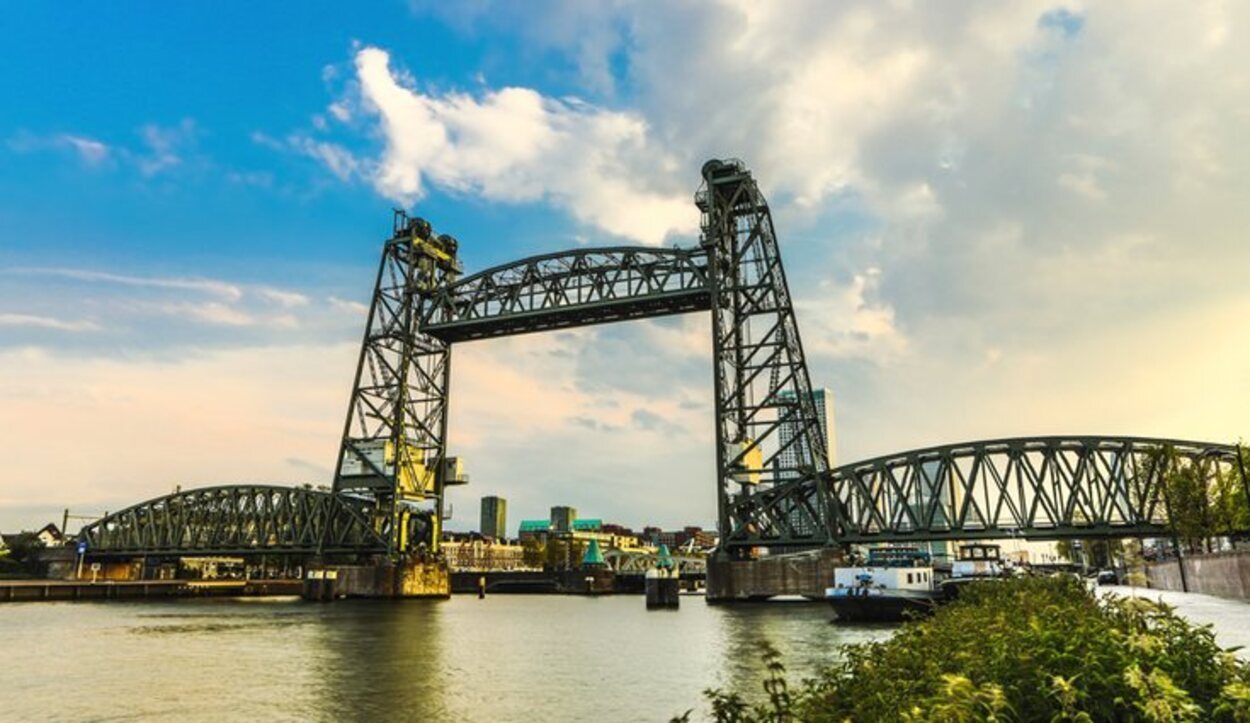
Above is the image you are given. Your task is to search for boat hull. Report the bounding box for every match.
[826,588,939,623]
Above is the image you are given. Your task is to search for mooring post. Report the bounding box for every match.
[1237,444,1250,540]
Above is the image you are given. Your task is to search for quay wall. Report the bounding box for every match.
[707,548,844,602]
[0,579,301,603]
[1146,551,1250,601]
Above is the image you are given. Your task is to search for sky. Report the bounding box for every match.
[1,1,1248,535]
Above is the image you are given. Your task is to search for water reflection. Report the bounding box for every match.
[0,595,895,722]
[710,601,894,697]
[309,600,449,722]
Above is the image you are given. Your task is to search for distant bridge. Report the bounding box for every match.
[78,485,386,557]
[77,436,1242,558]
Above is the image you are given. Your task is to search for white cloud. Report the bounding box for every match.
[257,288,311,308]
[798,269,908,361]
[136,119,197,177]
[58,134,110,165]
[0,313,100,332]
[6,267,244,301]
[8,132,111,166]
[395,0,1250,464]
[346,46,698,245]
[327,296,369,314]
[287,134,362,181]
[159,301,257,327]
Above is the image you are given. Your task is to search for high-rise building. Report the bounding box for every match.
[773,388,836,538]
[480,496,507,540]
[776,387,837,479]
[550,506,577,533]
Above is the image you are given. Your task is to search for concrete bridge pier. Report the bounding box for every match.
[706,547,844,602]
[303,555,450,601]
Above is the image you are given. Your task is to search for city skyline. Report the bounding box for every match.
[2,3,1248,533]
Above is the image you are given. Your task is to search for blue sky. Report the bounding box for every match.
[2,2,1248,534]
[1,3,595,279]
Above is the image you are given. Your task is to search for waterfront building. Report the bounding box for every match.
[571,518,602,533]
[518,519,551,541]
[480,496,507,539]
[0,523,65,550]
[442,532,527,571]
[516,514,651,552]
[550,506,577,533]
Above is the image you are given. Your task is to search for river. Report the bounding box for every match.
[5,587,1250,722]
[0,594,891,722]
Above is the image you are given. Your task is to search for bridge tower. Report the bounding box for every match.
[697,160,834,553]
[329,211,463,557]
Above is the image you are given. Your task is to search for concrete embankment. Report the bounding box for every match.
[1145,550,1250,601]
[0,579,301,603]
[1104,584,1250,658]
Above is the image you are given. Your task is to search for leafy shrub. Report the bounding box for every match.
[676,576,1250,722]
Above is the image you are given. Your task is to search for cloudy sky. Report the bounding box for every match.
[2,1,1247,534]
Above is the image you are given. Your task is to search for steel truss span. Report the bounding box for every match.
[422,246,711,342]
[79,485,388,557]
[76,160,1247,559]
[817,435,1239,543]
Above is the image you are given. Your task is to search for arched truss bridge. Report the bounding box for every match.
[77,485,387,557]
[77,435,1242,556]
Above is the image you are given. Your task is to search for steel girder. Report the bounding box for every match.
[78,485,387,557]
[421,246,711,342]
[77,162,1248,561]
[331,212,460,556]
[750,435,1239,544]
[698,160,833,550]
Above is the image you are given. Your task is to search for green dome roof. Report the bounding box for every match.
[582,538,606,566]
[657,544,675,569]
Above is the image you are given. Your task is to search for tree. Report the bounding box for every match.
[521,538,545,569]
[1148,445,1215,553]
[545,538,569,569]
[1210,467,1248,539]
[1,533,46,576]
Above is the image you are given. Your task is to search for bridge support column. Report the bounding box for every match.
[303,556,450,601]
[706,548,844,602]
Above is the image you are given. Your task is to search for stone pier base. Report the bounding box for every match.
[303,556,450,600]
[706,547,844,602]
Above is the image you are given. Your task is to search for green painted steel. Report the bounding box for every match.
[74,162,1247,558]
[77,485,387,557]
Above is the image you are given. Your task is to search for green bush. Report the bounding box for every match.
[676,576,1250,722]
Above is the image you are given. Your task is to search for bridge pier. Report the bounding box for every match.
[303,556,450,601]
[706,548,844,602]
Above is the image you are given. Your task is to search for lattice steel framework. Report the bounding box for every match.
[330,211,461,556]
[697,160,833,550]
[820,436,1241,541]
[75,160,1249,559]
[423,247,711,342]
[78,485,386,557]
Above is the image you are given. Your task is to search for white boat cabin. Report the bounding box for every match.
[951,543,1004,578]
[831,547,935,592]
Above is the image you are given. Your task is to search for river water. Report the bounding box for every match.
[5,588,1249,722]
[0,594,891,722]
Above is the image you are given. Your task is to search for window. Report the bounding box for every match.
[907,573,913,584]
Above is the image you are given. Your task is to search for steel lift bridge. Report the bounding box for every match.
[79,160,1246,562]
